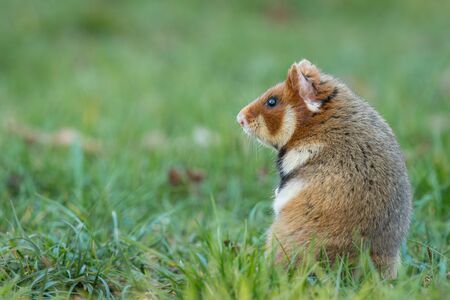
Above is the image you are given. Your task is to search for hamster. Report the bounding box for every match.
[237,59,412,278]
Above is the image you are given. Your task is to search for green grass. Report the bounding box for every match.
[0,0,449,299]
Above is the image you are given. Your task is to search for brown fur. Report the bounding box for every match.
[237,59,412,278]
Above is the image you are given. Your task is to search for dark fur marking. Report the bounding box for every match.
[312,214,321,222]
[301,72,310,80]
[318,87,338,106]
[358,145,368,160]
[279,169,299,190]
[318,114,341,126]
[350,153,355,160]
[304,202,314,216]
[276,147,287,177]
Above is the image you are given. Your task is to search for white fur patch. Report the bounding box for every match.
[276,106,297,147]
[273,179,306,216]
[304,98,321,112]
[281,144,323,174]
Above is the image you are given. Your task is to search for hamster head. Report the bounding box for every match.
[237,59,337,149]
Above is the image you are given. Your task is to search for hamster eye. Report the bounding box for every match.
[266,97,278,108]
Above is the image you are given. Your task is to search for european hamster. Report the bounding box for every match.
[237,59,412,278]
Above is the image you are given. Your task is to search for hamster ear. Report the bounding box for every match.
[286,59,322,112]
[286,63,300,95]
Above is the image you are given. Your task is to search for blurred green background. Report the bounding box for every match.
[0,0,449,298]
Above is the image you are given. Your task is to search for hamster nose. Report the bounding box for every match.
[236,111,246,127]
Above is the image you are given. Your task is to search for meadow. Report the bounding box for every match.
[0,0,449,299]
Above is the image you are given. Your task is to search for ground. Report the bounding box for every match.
[0,0,449,299]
